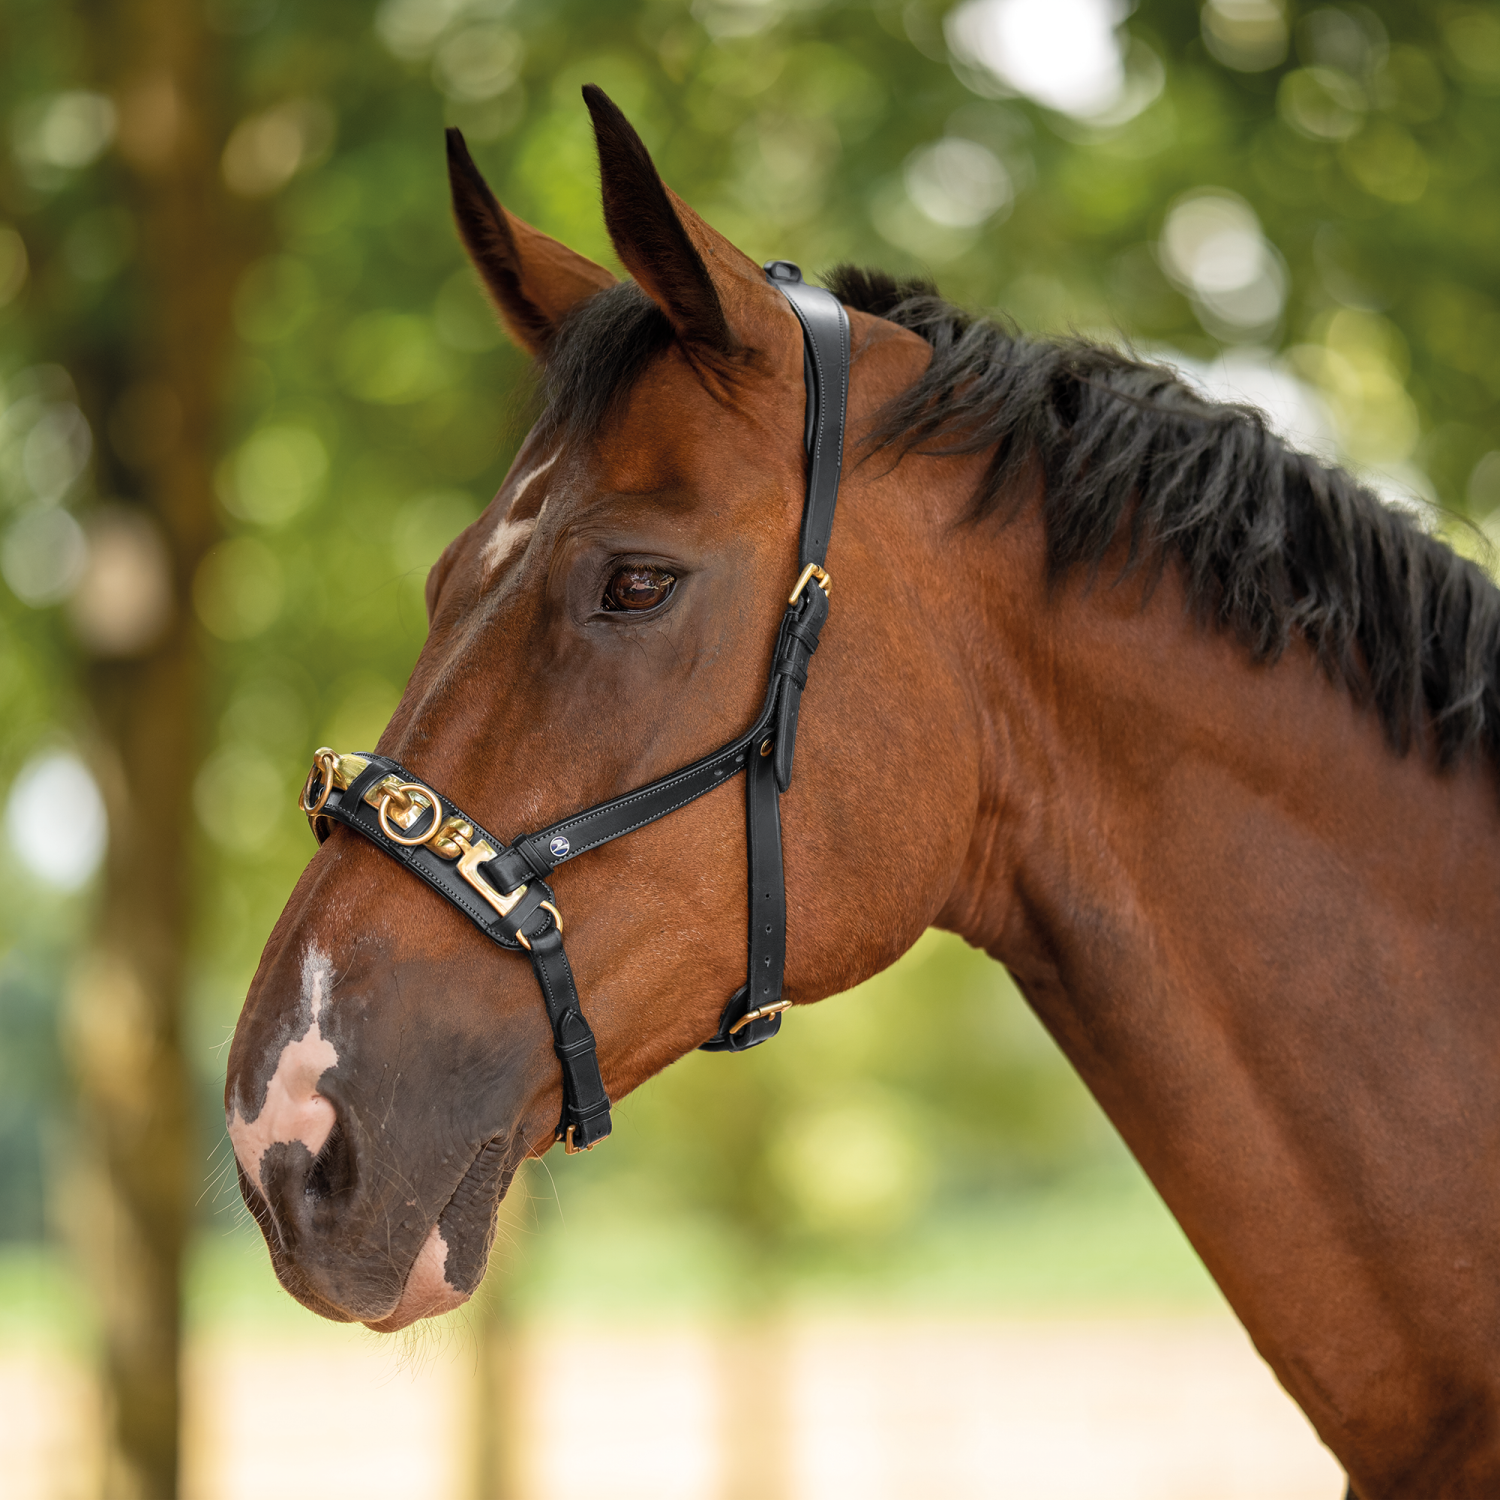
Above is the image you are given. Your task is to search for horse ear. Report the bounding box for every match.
[582,85,774,358]
[446,128,616,356]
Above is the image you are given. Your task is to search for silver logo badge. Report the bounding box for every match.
[549,836,570,859]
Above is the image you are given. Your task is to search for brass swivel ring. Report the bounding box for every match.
[300,748,338,817]
[377,782,444,847]
[516,900,563,952]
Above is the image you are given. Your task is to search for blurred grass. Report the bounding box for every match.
[506,1149,1223,1318]
[0,1246,93,1352]
[0,1158,1219,1357]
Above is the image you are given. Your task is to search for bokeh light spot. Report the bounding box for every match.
[22,404,92,502]
[339,311,450,404]
[2,506,88,607]
[13,92,117,175]
[904,138,1012,228]
[320,673,401,754]
[1278,67,1366,141]
[1158,190,1286,341]
[216,424,328,527]
[1470,451,1500,517]
[1201,0,1288,73]
[433,24,524,102]
[947,0,1127,119]
[222,100,335,198]
[193,536,284,640]
[391,489,479,575]
[68,506,175,658]
[194,745,285,853]
[5,752,106,890]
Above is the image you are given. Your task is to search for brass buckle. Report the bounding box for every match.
[788,563,831,606]
[727,999,791,1036]
[562,1125,594,1155]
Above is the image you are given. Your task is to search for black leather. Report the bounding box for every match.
[321,755,549,951]
[305,261,850,1137]
[701,733,787,1051]
[767,262,850,569]
[771,580,829,792]
[511,696,776,879]
[311,753,610,1146]
[526,924,611,1148]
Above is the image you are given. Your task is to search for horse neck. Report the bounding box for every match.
[936,496,1500,1494]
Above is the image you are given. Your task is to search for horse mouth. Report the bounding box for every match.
[237,1131,516,1329]
[362,1134,515,1333]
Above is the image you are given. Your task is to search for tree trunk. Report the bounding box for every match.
[467,1181,529,1500]
[718,1314,792,1500]
[63,2,246,1495]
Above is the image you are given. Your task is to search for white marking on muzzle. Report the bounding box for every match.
[227,945,340,1196]
[363,1223,468,1332]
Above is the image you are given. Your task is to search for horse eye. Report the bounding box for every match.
[603,565,676,612]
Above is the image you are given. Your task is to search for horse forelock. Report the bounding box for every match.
[536,280,676,443]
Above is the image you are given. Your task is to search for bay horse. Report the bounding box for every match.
[226,86,1500,1499]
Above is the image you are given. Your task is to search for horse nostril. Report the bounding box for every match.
[304,1118,353,1206]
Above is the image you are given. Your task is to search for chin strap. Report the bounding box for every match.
[298,262,851,1148]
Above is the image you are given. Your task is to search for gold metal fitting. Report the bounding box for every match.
[301,748,372,839]
[425,816,473,861]
[376,782,444,847]
[515,901,563,952]
[760,738,773,757]
[563,1125,595,1155]
[445,830,529,919]
[727,999,792,1036]
[300,748,339,817]
[788,563,831,606]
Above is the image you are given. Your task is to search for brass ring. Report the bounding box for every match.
[300,748,338,816]
[377,782,443,846]
[516,900,563,953]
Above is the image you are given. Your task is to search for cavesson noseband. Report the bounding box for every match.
[298,263,849,1154]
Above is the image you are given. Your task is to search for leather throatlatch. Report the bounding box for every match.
[299,262,850,1150]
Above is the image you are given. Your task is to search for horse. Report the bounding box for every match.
[225,86,1500,1499]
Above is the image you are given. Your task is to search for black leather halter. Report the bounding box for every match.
[298,263,849,1154]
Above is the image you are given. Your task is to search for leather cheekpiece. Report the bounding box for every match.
[771,582,829,792]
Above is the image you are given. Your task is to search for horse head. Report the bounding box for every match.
[224,88,977,1329]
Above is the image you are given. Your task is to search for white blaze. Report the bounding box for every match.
[480,451,557,578]
[227,944,339,1195]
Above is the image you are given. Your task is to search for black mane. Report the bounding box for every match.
[540,268,1500,769]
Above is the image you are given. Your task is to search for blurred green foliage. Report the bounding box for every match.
[3,0,1500,1291]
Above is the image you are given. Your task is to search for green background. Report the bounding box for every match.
[1,0,1496,1477]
